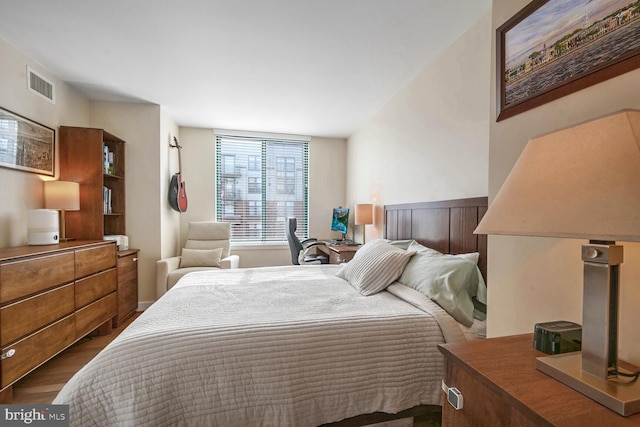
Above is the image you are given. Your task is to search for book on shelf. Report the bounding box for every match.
[103,185,112,214]
[103,143,115,174]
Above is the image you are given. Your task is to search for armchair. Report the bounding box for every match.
[286,217,329,265]
[157,221,239,298]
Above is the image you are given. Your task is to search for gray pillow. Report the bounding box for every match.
[407,240,479,263]
[180,248,223,268]
[337,239,415,296]
[398,252,485,326]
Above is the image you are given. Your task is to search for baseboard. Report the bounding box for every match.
[137,301,153,311]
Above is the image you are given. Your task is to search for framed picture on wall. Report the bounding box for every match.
[496,0,640,121]
[0,107,55,176]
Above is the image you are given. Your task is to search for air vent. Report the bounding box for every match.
[27,66,55,103]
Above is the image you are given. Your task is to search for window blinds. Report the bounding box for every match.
[215,133,309,243]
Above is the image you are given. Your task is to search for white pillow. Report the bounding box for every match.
[336,239,415,296]
[180,248,223,268]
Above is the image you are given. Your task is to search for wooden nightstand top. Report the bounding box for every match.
[439,334,640,426]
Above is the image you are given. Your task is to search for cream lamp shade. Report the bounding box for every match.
[475,109,640,416]
[475,109,640,241]
[354,204,373,244]
[354,204,373,226]
[44,180,80,211]
[44,180,80,242]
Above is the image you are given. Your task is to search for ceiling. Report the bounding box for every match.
[0,1,490,138]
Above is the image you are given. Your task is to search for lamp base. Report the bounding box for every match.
[537,352,640,416]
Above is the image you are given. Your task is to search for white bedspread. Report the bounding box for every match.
[54,265,467,427]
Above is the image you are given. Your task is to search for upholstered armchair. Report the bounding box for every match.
[156,221,240,298]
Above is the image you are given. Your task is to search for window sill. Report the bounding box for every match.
[230,242,288,251]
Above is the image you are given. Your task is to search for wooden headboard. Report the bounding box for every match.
[384,197,488,281]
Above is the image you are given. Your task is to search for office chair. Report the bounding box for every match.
[286,217,329,265]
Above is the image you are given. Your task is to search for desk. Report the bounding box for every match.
[438,334,640,426]
[317,244,360,264]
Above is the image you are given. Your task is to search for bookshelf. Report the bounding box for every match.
[59,126,126,239]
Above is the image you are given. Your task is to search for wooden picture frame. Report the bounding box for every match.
[496,0,640,121]
[0,107,55,176]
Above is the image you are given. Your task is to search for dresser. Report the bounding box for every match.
[438,334,640,426]
[0,240,117,403]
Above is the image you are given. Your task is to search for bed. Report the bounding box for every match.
[53,197,488,427]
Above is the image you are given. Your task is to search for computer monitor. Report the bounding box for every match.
[331,207,349,241]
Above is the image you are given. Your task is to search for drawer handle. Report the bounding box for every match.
[133,258,138,262]
[1,349,16,360]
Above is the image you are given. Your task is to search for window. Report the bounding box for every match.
[276,157,296,195]
[247,177,261,194]
[248,155,260,171]
[215,133,309,243]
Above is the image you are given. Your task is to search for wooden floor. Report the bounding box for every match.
[11,313,140,404]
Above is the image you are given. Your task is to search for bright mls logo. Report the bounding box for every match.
[1,405,69,426]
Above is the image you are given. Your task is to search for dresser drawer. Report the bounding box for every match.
[117,252,138,283]
[0,315,75,388]
[0,284,75,346]
[117,282,138,321]
[75,244,116,278]
[75,268,117,308]
[0,252,75,303]
[75,293,116,338]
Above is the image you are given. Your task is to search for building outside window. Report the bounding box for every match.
[248,177,261,194]
[215,133,309,243]
[248,155,260,171]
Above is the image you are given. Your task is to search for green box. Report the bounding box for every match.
[533,321,582,354]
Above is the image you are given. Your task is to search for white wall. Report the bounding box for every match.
[89,101,167,305]
[176,128,348,267]
[160,108,181,261]
[0,36,90,247]
[347,11,492,240]
[489,0,640,364]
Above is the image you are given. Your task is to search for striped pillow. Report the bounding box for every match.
[336,239,415,296]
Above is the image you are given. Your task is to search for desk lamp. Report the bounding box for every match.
[44,180,80,242]
[354,204,373,244]
[475,109,640,416]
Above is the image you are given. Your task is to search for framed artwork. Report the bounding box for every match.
[0,107,55,176]
[496,0,640,121]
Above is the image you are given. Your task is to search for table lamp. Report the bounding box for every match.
[44,180,80,242]
[475,109,640,416]
[354,203,373,244]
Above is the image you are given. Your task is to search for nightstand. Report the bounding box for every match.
[113,249,138,327]
[438,334,640,426]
